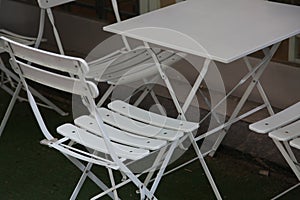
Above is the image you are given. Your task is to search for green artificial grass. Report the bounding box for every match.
[0,89,299,200]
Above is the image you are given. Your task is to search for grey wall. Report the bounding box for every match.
[0,0,112,57]
[1,0,298,108]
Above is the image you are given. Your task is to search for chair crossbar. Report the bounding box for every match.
[49,141,120,170]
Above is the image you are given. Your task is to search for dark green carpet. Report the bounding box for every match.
[0,89,299,200]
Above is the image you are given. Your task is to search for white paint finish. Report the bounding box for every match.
[37,0,75,9]
[290,137,300,149]
[249,102,300,134]
[104,0,300,63]
[269,120,300,141]
[139,0,161,13]
[108,100,199,132]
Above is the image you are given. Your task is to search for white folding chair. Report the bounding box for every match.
[37,0,181,107]
[0,27,67,137]
[249,101,300,199]
[1,35,222,199]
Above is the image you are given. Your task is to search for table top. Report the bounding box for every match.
[104,0,300,63]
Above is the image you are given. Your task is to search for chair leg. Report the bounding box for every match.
[97,84,116,107]
[270,182,300,200]
[189,133,222,200]
[0,63,68,116]
[46,8,65,55]
[67,156,115,199]
[273,139,300,181]
[28,85,68,116]
[0,59,15,88]
[133,85,151,106]
[107,167,119,199]
[150,141,179,194]
[70,162,94,200]
[0,81,22,137]
[143,146,168,188]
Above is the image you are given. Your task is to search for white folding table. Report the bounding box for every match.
[103,0,300,157]
[104,6,300,198]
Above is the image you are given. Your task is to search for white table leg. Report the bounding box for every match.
[208,42,280,156]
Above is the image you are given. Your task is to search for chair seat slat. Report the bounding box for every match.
[97,108,183,141]
[74,115,167,150]
[269,120,300,141]
[57,123,150,160]
[108,100,199,132]
[249,102,300,134]
[290,138,300,150]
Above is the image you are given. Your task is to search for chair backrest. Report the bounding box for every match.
[1,36,98,101]
[37,0,132,54]
[1,35,100,140]
[37,0,75,9]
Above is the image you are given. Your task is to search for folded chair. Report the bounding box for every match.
[37,0,181,107]
[1,36,222,199]
[0,27,67,137]
[249,101,300,199]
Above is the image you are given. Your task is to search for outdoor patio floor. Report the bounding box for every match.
[0,88,299,200]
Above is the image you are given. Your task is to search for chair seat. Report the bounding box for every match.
[61,99,198,161]
[57,123,150,160]
[86,47,181,85]
[269,120,300,141]
[249,102,300,134]
[108,100,199,132]
[74,115,167,150]
[97,108,184,141]
[290,138,300,150]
